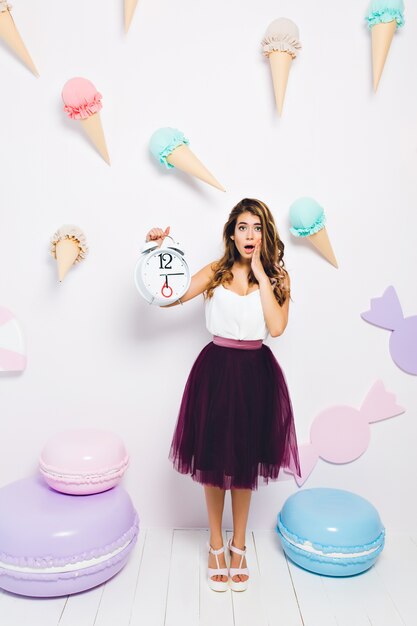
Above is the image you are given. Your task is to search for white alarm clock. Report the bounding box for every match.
[134,235,191,306]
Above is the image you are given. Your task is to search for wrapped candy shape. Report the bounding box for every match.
[361,286,417,374]
[285,381,404,486]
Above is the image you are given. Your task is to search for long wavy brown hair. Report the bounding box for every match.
[205,198,290,305]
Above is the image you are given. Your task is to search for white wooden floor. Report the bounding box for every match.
[0,529,416,626]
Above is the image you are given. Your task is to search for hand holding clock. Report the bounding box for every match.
[146,226,170,247]
[136,227,191,305]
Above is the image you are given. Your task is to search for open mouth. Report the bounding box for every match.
[244,245,255,252]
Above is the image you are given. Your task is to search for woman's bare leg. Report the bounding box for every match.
[204,485,227,582]
[230,488,252,582]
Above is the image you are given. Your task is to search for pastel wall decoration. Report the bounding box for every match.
[39,429,130,495]
[124,0,138,32]
[261,18,301,116]
[0,306,26,372]
[285,381,404,486]
[0,476,139,597]
[62,77,110,165]
[366,0,405,91]
[0,1,38,76]
[289,197,338,268]
[50,225,88,282]
[361,286,417,375]
[149,127,226,192]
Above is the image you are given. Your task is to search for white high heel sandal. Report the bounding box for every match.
[228,538,249,592]
[207,543,229,592]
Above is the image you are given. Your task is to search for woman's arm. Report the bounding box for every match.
[251,240,290,337]
[162,262,215,307]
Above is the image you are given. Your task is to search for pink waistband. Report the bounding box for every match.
[213,335,263,350]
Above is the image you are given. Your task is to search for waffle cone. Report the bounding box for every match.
[268,50,292,116]
[0,9,38,76]
[307,228,338,268]
[166,144,225,191]
[371,20,396,92]
[80,113,110,165]
[56,239,79,281]
[124,0,138,32]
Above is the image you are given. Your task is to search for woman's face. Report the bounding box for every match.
[231,211,262,259]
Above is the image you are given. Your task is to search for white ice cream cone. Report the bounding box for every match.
[269,50,292,116]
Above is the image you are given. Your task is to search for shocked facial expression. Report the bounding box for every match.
[231,211,262,259]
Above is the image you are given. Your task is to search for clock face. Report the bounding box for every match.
[141,249,189,301]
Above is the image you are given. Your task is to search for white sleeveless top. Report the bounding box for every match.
[205,285,268,340]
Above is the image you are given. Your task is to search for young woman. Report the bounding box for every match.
[146,198,300,592]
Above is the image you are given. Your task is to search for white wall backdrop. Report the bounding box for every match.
[0,0,416,530]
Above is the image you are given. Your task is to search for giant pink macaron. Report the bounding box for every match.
[39,429,129,495]
[62,77,110,164]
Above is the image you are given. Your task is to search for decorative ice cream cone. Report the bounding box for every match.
[371,20,396,91]
[366,0,405,91]
[307,228,338,268]
[289,197,338,268]
[50,225,88,282]
[150,127,225,191]
[124,0,138,32]
[269,51,293,116]
[55,239,79,282]
[0,2,38,76]
[262,18,301,116]
[80,114,110,165]
[167,144,225,191]
[62,77,110,165]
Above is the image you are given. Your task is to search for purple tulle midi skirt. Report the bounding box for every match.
[169,337,301,490]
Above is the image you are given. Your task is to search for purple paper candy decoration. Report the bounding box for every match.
[361,286,417,375]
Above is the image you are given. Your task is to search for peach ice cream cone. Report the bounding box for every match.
[50,225,88,282]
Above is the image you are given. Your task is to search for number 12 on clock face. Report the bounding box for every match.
[144,251,189,301]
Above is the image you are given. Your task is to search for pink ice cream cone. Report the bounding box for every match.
[62,77,110,165]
